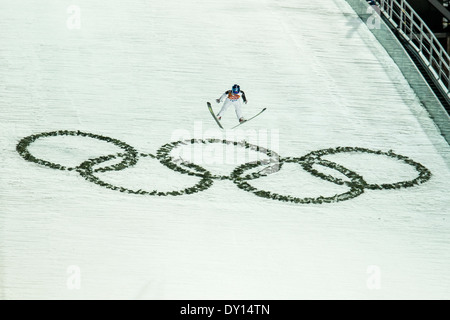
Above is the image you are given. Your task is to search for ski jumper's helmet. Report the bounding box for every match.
[232,84,240,94]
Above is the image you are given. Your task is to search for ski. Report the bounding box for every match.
[231,108,267,129]
[207,102,224,129]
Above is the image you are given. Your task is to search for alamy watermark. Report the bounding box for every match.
[170,121,280,166]
[366,265,381,290]
[67,5,81,30]
[347,4,381,38]
[66,265,81,290]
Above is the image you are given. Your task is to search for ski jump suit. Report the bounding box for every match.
[216,90,247,120]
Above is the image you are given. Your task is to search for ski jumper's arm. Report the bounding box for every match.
[241,91,247,104]
[216,90,231,103]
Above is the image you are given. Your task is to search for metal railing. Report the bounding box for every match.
[375,0,450,98]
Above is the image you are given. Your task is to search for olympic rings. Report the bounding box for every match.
[231,157,366,204]
[156,139,281,181]
[300,147,432,190]
[16,130,432,204]
[16,130,139,172]
[78,152,214,196]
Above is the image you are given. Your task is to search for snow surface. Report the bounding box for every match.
[1,0,449,299]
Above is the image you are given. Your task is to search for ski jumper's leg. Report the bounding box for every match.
[217,100,232,118]
[234,100,243,120]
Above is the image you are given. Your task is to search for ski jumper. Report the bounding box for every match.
[217,90,247,120]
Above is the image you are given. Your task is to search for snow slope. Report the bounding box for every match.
[1,0,449,299]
